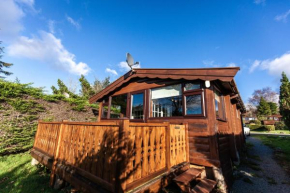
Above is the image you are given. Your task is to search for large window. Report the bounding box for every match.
[131,92,144,119]
[151,84,183,117]
[215,89,225,120]
[110,94,127,118]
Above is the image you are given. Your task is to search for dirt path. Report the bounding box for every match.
[232,136,290,193]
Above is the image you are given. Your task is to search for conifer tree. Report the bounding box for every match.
[268,102,278,115]
[79,75,95,99]
[56,79,78,98]
[0,42,13,78]
[257,97,271,119]
[279,72,290,129]
[51,86,59,95]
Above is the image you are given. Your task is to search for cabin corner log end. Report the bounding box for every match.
[31,120,188,192]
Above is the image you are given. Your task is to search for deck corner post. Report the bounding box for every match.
[98,102,103,122]
[49,121,65,187]
[184,122,190,163]
[164,122,171,170]
[116,119,129,192]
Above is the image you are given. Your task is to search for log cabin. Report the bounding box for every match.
[31,67,246,193]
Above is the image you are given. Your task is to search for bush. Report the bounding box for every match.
[249,125,263,130]
[264,125,275,131]
[43,94,65,102]
[275,122,288,130]
[249,120,261,125]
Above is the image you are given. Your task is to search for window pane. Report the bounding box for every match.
[101,105,108,118]
[184,83,200,91]
[151,84,183,117]
[110,94,127,118]
[214,90,224,119]
[131,93,144,119]
[185,95,202,115]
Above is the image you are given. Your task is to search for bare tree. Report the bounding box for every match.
[248,87,278,106]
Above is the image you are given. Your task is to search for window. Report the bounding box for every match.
[151,84,183,117]
[184,83,200,91]
[215,89,225,120]
[110,94,127,118]
[185,94,202,115]
[131,92,144,119]
[101,98,109,119]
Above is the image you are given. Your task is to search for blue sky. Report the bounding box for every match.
[1,0,290,104]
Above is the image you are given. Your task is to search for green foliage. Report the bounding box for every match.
[279,72,290,129]
[0,79,44,98]
[64,98,88,112]
[274,121,288,130]
[257,97,271,119]
[268,102,278,115]
[249,120,261,125]
[8,99,45,114]
[0,42,13,78]
[79,75,95,99]
[43,94,65,102]
[249,124,275,131]
[93,76,110,93]
[51,85,59,95]
[264,125,275,131]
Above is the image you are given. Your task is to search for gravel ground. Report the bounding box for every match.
[232,136,290,193]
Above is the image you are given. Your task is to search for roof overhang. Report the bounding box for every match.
[89,67,245,112]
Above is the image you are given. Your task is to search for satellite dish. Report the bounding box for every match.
[126,53,139,70]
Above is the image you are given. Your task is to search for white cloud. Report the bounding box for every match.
[227,63,236,67]
[254,0,265,5]
[48,20,55,34]
[0,0,25,42]
[275,9,290,23]
[249,52,290,77]
[202,60,220,67]
[8,31,90,75]
[118,61,141,72]
[105,68,118,76]
[66,15,81,30]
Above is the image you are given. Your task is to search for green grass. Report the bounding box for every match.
[251,130,290,134]
[0,152,71,193]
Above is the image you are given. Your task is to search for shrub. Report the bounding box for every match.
[264,125,275,131]
[8,99,45,114]
[249,125,263,130]
[43,94,65,102]
[275,122,288,130]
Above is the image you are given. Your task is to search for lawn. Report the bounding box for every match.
[251,130,290,134]
[254,135,290,176]
[0,151,69,193]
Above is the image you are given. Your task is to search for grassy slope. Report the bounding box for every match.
[0,80,98,155]
[255,135,290,175]
[0,152,67,193]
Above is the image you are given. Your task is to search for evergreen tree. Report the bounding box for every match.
[0,42,13,78]
[93,76,110,93]
[56,79,78,98]
[79,75,95,99]
[51,86,59,95]
[268,102,278,115]
[279,72,290,129]
[257,97,271,119]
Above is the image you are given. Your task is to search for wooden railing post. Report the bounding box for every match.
[115,119,129,192]
[184,122,189,162]
[165,122,171,170]
[49,121,66,186]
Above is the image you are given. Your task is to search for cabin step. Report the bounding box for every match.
[173,168,203,192]
[191,179,217,193]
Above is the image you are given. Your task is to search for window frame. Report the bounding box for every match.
[129,90,146,122]
[183,89,205,117]
[149,83,184,119]
[214,86,227,121]
[108,93,129,120]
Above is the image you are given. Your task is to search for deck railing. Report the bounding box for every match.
[31,120,188,192]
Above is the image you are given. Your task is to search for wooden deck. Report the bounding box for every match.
[31,120,189,192]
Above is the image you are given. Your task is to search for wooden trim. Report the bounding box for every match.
[165,122,171,170]
[97,102,103,122]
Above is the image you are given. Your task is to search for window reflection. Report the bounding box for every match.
[131,93,144,119]
[185,95,202,115]
[151,84,183,117]
[110,94,127,118]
